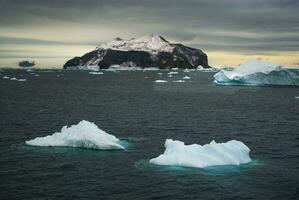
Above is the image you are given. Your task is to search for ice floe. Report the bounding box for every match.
[150,139,252,168]
[25,120,125,150]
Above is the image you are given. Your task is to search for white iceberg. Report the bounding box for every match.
[25,120,125,150]
[3,76,10,79]
[18,79,26,82]
[142,67,160,71]
[183,76,191,80]
[214,60,299,86]
[10,77,18,81]
[168,71,179,75]
[150,139,252,168]
[154,80,168,83]
[89,71,104,75]
[173,80,185,83]
[197,65,219,72]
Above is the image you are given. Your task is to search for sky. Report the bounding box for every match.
[0,0,298,68]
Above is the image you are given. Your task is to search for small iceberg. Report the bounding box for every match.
[183,76,191,80]
[25,120,125,150]
[154,80,168,83]
[18,79,26,82]
[89,71,104,75]
[150,139,252,168]
[10,77,18,81]
[173,80,185,83]
[168,71,179,75]
[214,60,299,86]
[295,96,299,99]
[197,65,219,72]
[3,76,10,79]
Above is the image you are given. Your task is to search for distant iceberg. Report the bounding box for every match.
[214,60,299,86]
[173,80,185,83]
[89,71,104,75]
[154,80,168,83]
[150,139,252,168]
[25,120,125,150]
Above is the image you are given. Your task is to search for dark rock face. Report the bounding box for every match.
[63,35,209,69]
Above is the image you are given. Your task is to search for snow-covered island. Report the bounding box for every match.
[63,35,209,70]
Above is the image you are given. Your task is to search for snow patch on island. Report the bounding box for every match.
[214,60,299,86]
[98,35,174,54]
[150,139,252,168]
[25,120,125,150]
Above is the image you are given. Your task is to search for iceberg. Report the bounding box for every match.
[173,80,185,83]
[25,120,125,150]
[10,77,18,81]
[150,139,252,168]
[154,80,168,83]
[168,71,179,75]
[183,76,191,80]
[89,71,104,75]
[214,60,299,86]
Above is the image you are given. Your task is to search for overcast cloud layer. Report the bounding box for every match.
[0,0,298,67]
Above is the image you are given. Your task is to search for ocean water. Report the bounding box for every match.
[0,69,298,200]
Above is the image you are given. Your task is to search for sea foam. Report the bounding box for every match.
[150,139,252,168]
[25,120,125,150]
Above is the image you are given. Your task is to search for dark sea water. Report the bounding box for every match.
[0,69,298,200]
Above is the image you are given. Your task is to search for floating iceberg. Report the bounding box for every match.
[3,76,10,79]
[183,76,191,80]
[168,71,179,75]
[89,71,104,75]
[154,80,168,83]
[214,60,299,86]
[25,120,125,150]
[150,139,252,168]
[197,65,219,72]
[17,79,26,82]
[173,80,185,83]
[10,77,18,81]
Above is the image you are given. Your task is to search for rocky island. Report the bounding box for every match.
[63,35,209,70]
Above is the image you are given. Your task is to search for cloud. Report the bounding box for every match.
[0,0,298,67]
